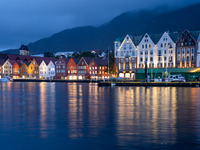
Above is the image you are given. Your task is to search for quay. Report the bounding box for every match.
[98,81,200,87]
[13,79,100,83]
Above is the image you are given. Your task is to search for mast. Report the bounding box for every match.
[108,47,109,81]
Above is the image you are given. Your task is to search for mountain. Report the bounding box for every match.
[3,3,200,54]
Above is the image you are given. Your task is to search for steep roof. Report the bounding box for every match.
[83,57,93,65]
[62,58,70,64]
[72,58,81,65]
[93,58,108,66]
[132,35,143,46]
[149,34,163,44]
[169,32,181,43]
[190,30,200,42]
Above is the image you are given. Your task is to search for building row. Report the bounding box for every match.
[114,29,200,78]
[0,54,109,80]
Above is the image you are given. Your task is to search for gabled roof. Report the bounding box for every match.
[169,32,181,43]
[149,34,163,44]
[15,61,23,67]
[190,30,200,42]
[7,60,16,66]
[0,61,4,66]
[93,58,108,66]
[72,58,81,65]
[83,57,93,65]
[63,58,70,64]
[131,35,143,46]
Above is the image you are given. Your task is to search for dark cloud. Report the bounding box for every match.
[0,0,199,50]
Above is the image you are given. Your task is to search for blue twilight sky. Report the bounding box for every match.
[0,0,199,50]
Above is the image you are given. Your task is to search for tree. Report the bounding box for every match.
[44,52,55,58]
[72,52,80,58]
[80,51,95,58]
[105,52,116,75]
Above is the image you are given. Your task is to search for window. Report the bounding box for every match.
[182,48,185,54]
[99,67,101,69]
[181,43,183,46]
[189,42,191,46]
[149,44,151,48]
[129,45,132,49]
[116,51,118,56]
[145,44,147,49]
[164,43,167,47]
[178,49,180,54]
[121,51,123,56]
[142,44,144,49]
[132,51,135,56]
[150,57,153,61]
[140,58,143,62]
[121,58,123,62]
[164,50,166,54]
[178,56,180,61]
[158,57,162,61]
[192,48,194,54]
[95,67,97,69]
[164,57,166,61]
[140,51,143,55]
[124,45,126,49]
[187,48,190,54]
[82,62,84,65]
[145,51,148,55]
[187,56,189,61]
[145,57,148,62]
[59,61,61,63]
[161,43,163,47]
[185,42,187,46]
[158,50,162,56]
[116,43,118,47]
[150,51,153,55]
[126,58,128,62]
[182,56,185,61]
[192,56,194,61]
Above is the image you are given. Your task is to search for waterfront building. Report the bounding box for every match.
[55,57,69,79]
[39,60,55,79]
[196,34,200,67]
[115,30,200,78]
[0,61,4,78]
[27,59,39,78]
[12,61,22,79]
[2,60,15,77]
[114,35,138,78]
[156,31,178,69]
[66,58,80,80]
[20,61,29,78]
[88,58,108,79]
[77,57,92,79]
[176,30,200,68]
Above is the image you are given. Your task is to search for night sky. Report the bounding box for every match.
[0,0,199,50]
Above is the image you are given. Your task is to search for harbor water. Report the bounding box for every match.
[0,82,200,149]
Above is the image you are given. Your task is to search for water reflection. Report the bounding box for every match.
[0,83,199,149]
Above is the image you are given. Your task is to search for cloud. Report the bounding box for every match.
[0,0,199,50]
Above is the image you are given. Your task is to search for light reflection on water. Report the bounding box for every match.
[0,82,200,149]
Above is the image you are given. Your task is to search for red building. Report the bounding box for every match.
[55,57,69,79]
[88,58,108,79]
[77,57,92,79]
[66,58,80,80]
[12,61,22,79]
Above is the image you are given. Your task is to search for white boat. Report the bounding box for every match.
[0,76,13,82]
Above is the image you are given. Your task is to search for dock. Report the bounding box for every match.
[98,81,200,87]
